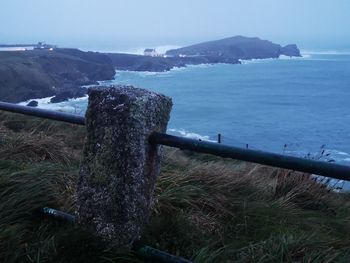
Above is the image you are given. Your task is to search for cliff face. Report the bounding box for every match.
[0,49,115,103]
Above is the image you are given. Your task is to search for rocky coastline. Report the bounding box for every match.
[0,48,115,103]
[0,36,301,104]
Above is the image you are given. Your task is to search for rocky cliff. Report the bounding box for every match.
[0,49,115,103]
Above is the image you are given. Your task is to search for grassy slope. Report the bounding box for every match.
[0,111,350,262]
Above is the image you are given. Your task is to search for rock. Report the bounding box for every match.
[281,44,302,57]
[76,85,172,248]
[50,88,87,103]
[50,91,73,103]
[26,100,38,107]
[166,36,288,59]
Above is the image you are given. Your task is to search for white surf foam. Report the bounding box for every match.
[114,63,215,77]
[300,54,312,58]
[99,45,182,55]
[19,95,88,115]
[327,150,350,156]
[0,47,34,51]
[301,50,350,55]
[239,57,279,65]
[168,128,216,142]
[19,96,56,106]
[284,147,350,165]
[240,55,308,64]
[279,54,309,60]
[155,45,182,54]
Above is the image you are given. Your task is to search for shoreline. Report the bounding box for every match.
[19,53,311,106]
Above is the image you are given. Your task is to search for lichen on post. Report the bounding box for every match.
[76,85,172,248]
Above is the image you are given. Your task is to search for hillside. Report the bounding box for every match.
[166,36,301,59]
[0,49,115,103]
[0,111,350,262]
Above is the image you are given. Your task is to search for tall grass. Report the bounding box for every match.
[1,112,350,262]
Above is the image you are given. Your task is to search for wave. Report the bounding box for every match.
[0,47,34,51]
[327,150,350,156]
[101,45,182,55]
[240,55,311,65]
[239,56,298,64]
[168,128,216,142]
[279,55,311,60]
[301,50,350,55]
[241,54,348,63]
[284,148,350,165]
[326,149,350,164]
[20,95,88,106]
[239,58,276,64]
[300,54,312,58]
[114,71,167,79]
[18,96,56,106]
[18,95,88,115]
[115,63,218,77]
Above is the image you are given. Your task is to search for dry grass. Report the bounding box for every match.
[0,132,73,165]
[1,112,350,262]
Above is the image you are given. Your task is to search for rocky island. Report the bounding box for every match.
[0,36,301,103]
[166,36,301,59]
[107,36,301,72]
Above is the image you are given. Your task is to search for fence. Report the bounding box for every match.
[1,100,349,180]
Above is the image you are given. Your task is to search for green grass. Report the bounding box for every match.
[1,111,350,262]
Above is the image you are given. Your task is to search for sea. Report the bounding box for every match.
[21,51,350,187]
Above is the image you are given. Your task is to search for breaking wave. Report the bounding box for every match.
[168,128,216,142]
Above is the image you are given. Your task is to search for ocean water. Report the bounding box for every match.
[26,53,350,168]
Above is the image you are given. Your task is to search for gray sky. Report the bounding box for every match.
[1,0,350,51]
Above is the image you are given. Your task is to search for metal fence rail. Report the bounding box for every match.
[149,133,350,181]
[1,101,350,181]
[0,101,85,125]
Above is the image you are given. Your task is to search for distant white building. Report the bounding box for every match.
[34,42,56,50]
[144,48,158,57]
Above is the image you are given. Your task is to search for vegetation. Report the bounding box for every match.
[0,111,350,262]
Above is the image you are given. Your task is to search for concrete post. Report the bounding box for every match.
[76,85,172,248]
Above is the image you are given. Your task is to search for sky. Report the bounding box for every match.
[1,0,350,51]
